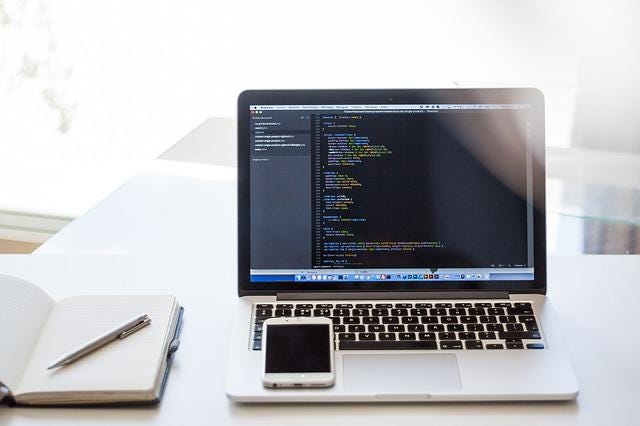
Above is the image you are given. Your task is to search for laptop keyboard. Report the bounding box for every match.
[250,301,543,351]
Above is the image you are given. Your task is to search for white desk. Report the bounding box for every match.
[0,254,639,425]
[5,168,640,425]
[35,168,236,255]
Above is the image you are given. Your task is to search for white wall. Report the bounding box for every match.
[0,0,637,218]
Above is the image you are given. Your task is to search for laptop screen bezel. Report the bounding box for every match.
[237,88,546,296]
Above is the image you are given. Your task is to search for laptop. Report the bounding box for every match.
[226,88,579,402]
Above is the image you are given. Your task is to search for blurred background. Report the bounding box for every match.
[0,0,638,254]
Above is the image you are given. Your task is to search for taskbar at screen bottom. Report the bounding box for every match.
[250,271,534,283]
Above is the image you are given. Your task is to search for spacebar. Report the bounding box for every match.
[339,340,438,350]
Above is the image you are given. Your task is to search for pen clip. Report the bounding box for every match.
[119,315,151,339]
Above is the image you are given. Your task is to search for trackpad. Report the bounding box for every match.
[343,354,462,392]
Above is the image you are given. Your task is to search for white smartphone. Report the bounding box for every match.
[261,316,335,388]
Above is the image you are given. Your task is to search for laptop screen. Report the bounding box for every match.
[248,102,535,285]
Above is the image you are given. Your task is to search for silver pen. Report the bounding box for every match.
[47,313,152,370]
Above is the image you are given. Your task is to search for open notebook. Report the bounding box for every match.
[0,274,182,406]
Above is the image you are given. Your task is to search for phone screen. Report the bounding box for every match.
[265,324,331,373]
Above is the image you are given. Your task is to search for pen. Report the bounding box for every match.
[47,313,152,370]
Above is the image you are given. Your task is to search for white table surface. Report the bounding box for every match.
[35,167,236,255]
[0,254,639,425]
[9,166,640,425]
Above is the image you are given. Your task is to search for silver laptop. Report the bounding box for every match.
[226,88,579,402]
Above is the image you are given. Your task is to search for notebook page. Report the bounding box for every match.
[16,295,176,398]
[0,274,54,391]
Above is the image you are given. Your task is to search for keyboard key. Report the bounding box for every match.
[254,324,263,332]
[455,303,472,308]
[254,309,273,317]
[313,309,331,316]
[466,324,484,331]
[418,332,436,340]
[507,307,533,315]
[468,308,485,315]
[395,303,413,308]
[449,308,466,315]
[427,324,445,332]
[399,332,416,340]
[415,303,432,308]
[334,325,346,333]
[447,324,464,332]
[402,316,419,324]
[499,315,517,323]
[411,308,429,316]
[294,309,311,317]
[276,304,293,309]
[254,317,266,325]
[355,303,373,308]
[387,324,405,332]
[514,302,532,308]
[474,303,492,308]
[252,341,262,350]
[458,332,476,340]
[479,315,498,323]
[343,317,360,324]
[518,315,537,324]
[525,322,539,331]
[375,303,392,308]
[316,303,333,308]
[494,302,511,308]
[407,324,425,332]
[526,343,545,349]
[372,309,388,316]
[352,309,369,316]
[295,304,313,309]
[330,317,341,324]
[379,332,396,341]
[253,332,262,341]
[368,324,385,332]
[336,303,353,309]
[435,303,452,308]
[438,332,456,340]
[465,340,483,349]
[441,316,458,324]
[430,308,447,315]
[440,340,463,350]
[506,340,524,349]
[256,304,273,309]
[348,325,366,332]
[478,331,497,340]
[487,308,504,315]
[499,331,541,340]
[460,316,478,323]
[505,323,524,332]
[333,309,350,316]
[362,316,379,324]
[338,333,356,341]
[339,340,437,350]
[358,332,376,341]
[382,317,400,324]
[485,323,504,332]
[486,343,504,349]
[421,316,438,324]
[275,309,292,317]
[391,308,408,316]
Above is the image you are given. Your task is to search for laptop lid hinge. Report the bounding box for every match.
[276,291,510,301]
